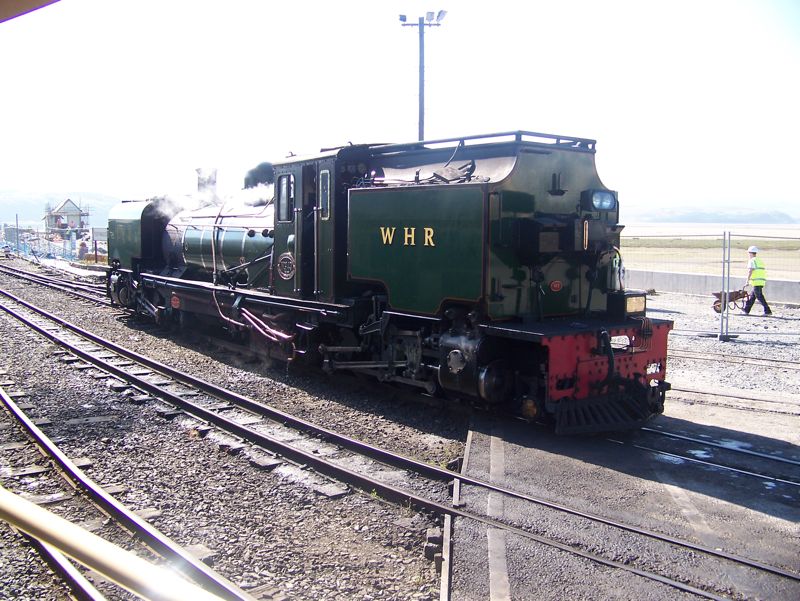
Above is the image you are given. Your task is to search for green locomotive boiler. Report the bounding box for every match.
[107,131,672,434]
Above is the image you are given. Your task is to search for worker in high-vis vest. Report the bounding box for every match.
[743,246,772,316]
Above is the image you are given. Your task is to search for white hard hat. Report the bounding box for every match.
[748,246,759,253]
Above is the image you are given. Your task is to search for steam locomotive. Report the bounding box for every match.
[107,131,672,434]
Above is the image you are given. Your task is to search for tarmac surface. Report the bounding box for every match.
[448,292,800,600]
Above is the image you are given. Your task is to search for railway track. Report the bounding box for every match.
[2,288,798,600]
[668,385,800,417]
[3,266,792,596]
[607,426,800,488]
[0,263,109,306]
[0,384,256,601]
[671,328,800,339]
[670,348,800,371]
[642,425,800,468]
[452,415,800,601]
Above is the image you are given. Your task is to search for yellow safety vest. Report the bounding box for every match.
[749,257,767,287]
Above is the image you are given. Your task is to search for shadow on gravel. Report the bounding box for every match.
[479,414,800,522]
[112,315,470,461]
[114,313,797,518]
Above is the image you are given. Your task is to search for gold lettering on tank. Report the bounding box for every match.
[379,227,436,247]
[380,227,396,244]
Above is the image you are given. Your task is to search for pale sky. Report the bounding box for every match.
[1,0,799,219]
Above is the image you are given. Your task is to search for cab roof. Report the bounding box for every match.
[271,130,596,169]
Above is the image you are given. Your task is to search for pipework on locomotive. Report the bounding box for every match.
[107,131,672,434]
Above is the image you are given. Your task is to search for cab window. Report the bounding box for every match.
[277,174,295,222]
[319,170,330,220]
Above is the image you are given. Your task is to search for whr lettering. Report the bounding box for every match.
[379,226,435,247]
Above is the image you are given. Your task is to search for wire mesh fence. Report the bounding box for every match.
[621,233,800,282]
[1,228,107,265]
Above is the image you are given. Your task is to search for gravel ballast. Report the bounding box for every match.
[0,262,457,600]
[1,260,799,600]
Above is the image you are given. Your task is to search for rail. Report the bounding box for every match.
[1,288,797,596]
[0,380,255,601]
[0,487,226,601]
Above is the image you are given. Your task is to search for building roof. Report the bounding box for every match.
[51,199,85,214]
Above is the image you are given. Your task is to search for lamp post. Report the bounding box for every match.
[400,10,446,141]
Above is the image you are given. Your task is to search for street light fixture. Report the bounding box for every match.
[400,10,447,141]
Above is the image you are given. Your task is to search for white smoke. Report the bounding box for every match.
[196,167,219,206]
[232,183,274,207]
[147,194,204,221]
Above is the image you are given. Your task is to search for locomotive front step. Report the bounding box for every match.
[552,385,666,435]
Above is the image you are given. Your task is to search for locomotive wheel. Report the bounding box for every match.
[117,285,130,308]
[478,359,512,404]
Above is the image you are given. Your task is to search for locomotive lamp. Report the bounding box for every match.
[399,10,447,141]
[581,189,618,211]
[608,290,647,320]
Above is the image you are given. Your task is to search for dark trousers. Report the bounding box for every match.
[744,286,772,314]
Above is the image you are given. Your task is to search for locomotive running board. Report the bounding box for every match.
[552,392,654,435]
[138,272,352,317]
